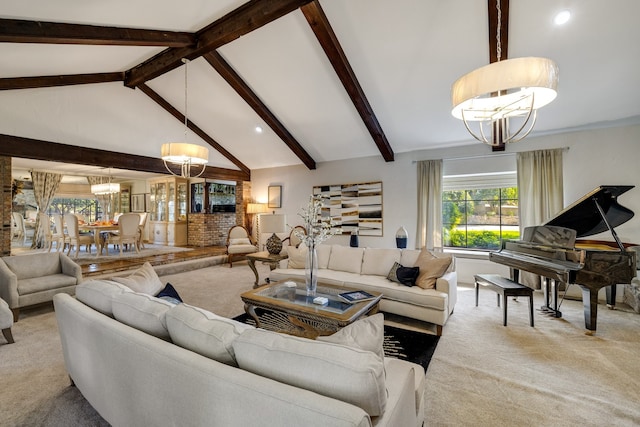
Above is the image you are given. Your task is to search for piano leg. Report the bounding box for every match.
[605,285,617,310]
[541,278,562,318]
[579,285,598,334]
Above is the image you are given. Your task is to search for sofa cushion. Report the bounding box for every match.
[286,244,307,269]
[111,262,164,295]
[112,291,173,340]
[414,250,452,289]
[387,262,420,287]
[17,274,78,295]
[317,244,332,269]
[76,279,131,316]
[328,245,364,274]
[165,303,253,366]
[233,328,387,416]
[361,248,401,276]
[228,237,252,245]
[317,313,385,360]
[399,249,421,268]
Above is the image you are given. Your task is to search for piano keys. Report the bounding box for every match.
[490,185,637,333]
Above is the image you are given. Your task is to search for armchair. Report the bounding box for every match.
[226,225,258,267]
[64,213,94,259]
[105,213,140,256]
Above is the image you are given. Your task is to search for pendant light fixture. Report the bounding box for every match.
[451,0,559,146]
[161,58,209,178]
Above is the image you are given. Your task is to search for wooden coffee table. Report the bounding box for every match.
[240,278,382,339]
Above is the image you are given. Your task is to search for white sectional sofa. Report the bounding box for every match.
[270,245,457,335]
[54,278,425,427]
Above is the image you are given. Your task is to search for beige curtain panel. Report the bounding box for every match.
[416,159,443,250]
[29,171,62,249]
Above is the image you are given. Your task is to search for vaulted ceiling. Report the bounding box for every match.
[2,0,640,182]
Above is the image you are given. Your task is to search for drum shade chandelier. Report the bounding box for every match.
[91,168,120,195]
[161,58,209,178]
[451,0,559,146]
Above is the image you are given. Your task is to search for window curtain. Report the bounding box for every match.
[416,159,443,250]
[87,176,111,220]
[516,148,564,287]
[30,171,62,249]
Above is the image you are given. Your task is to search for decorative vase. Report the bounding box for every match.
[396,226,408,249]
[266,233,283,255]
[305,245,318,296]
[349,230,359,247]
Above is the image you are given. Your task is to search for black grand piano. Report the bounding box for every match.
[490,185,637,333]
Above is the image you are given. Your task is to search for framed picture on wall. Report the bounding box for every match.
[268,185,282,209]
[131,194,146,212]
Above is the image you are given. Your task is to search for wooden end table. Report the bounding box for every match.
[245,251,288,288]
[240,278,382,339]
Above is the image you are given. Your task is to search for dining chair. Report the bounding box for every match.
[106,213,140,256]
[136,212,149,251]
[64,213,94,259]
[52,214,68,252]
[11,212,26,244]
[38,212,54,252]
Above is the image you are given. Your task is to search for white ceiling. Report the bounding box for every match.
[2,0,640,182]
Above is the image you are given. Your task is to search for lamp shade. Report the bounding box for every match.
[260,214,286,234]
[161,142,209,165]
[91,182,120,195]
[246,203,268,214]
[451,57,559,121]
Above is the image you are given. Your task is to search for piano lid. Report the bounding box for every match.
[545,185,634,238]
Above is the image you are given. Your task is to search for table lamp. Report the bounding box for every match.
[259,214,286,255]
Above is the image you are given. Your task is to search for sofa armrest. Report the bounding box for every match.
[60,253,83,284]
[0,259,19,308]
[436,271,457,314]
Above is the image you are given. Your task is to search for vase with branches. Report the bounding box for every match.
[293,195,342,296]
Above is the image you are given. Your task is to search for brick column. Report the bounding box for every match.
[1,157,12,256]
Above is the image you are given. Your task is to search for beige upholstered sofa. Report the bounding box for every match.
[270,245,457,335]
[54,278,425,427]
[0,252,82,321]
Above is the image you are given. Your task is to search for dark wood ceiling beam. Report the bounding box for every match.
[125,0,313,88]
[488,0,509,152]
[0,133,249,181]
[137,83,251,176]
[0,72,124,90]
[301,0,394,162]
[203,51,316,170]
[0,18,195,47]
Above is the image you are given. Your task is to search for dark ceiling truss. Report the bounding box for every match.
[137,83,251,176]
[487,0,509,152]
[301,0,394,162]
[203,51,316,170]
[0,72,124,91]
[0,18,195,47]
[0,133,249,182]
[1,0,396,172]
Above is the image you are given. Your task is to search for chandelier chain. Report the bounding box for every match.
[496,0,502,62]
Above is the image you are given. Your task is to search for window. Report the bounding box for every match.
[442,172,519,250]
[47,198,101,222]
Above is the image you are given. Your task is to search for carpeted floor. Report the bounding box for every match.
[2,261,640,426]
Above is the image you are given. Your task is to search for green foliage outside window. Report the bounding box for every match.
[442,186,519,249]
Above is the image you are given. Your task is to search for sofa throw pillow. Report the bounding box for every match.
[229,237,252,246]
[75,279,131,317]
[286,243,308,269]
[414,250,452,289]
[317,313,385,360]
[165,303,253,366]
[387,262,420,287]
[111,262,164,295]
[111,291,173,340]
[156,283,183,305]
[233,328,387,416]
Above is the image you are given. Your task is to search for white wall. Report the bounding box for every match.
[252,123,640,250]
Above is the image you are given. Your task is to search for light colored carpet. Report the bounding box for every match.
[1,265,639,426]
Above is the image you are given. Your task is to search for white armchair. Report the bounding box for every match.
[226,225,258,267]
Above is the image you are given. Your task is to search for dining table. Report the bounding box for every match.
[79,223,119,256]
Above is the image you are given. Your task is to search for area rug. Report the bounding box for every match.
[233,309,439,371]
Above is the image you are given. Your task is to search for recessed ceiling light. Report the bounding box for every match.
[554,10,571,25]
[255,126,263,133]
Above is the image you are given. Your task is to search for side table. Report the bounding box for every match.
[246,251,288,288]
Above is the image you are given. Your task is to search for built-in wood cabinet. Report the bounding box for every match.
[149,177,188,246]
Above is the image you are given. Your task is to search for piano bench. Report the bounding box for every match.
[474,274,534,327]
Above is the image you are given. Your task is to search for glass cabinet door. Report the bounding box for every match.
[168,181,176,222]
[150,184,158,221]
[178,182,188,221]
[157,182,167,222]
